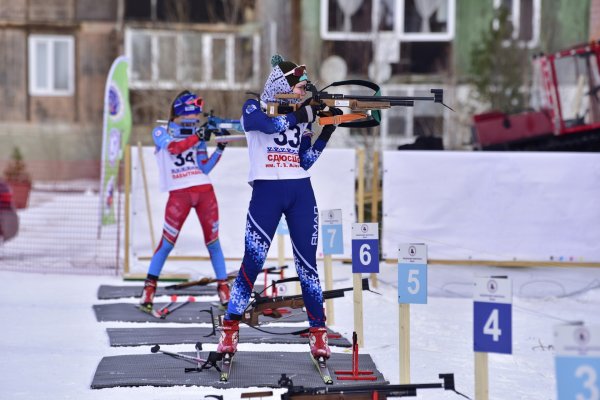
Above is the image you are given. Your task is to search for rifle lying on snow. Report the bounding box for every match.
[277,373,458,399]
[240,277,374,326]
[164,271,238,290]
[165,265,289,290]
[266,80,453,128]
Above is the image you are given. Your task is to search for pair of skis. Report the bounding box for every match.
[150,350,329,385]
[139,295,196,319]
[217,352,332,384]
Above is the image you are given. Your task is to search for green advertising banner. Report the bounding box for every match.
[99,56,131,226]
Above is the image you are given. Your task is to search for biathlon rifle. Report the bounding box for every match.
[278,373,458,399]
[204,110,243,133]
[164,265,288,290]
[241,277,375,326]
[165,271,238,290]
[266,80,454,127]
[156,110,246,143]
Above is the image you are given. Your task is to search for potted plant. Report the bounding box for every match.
[3,147,32,209]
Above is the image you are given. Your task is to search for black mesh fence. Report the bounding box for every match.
[0,178,121,275]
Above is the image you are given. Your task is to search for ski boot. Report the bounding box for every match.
[217,319,239,354]
[309,327,331,359]
[139,278,158,313]
[217,279,231,307]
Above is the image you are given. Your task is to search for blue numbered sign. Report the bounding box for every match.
[473,277,512,354]
[398,244,427,304]
[351,223,379,273]
[321,209,344,255]
[555,325,600,400]
[276,217,289,235]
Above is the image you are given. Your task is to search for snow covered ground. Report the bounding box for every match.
[1,261,599,399]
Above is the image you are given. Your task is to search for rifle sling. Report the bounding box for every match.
[325,79,381,93]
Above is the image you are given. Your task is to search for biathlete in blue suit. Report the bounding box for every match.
[217,55,342,360]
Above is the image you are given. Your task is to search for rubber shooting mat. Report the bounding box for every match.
[93,302,307,324]
[97,284,265,300]
[106,326,351,347]
[91,351,387,389]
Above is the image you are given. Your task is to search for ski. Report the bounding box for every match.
[138,294,179,318]
[138,304,162,318]
[220,353,234,382]
[310,354,334,384]
[160,296,196,319]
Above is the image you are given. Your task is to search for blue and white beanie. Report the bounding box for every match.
[260,54,308,104]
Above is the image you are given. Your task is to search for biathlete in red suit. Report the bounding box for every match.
[139,91,230,314]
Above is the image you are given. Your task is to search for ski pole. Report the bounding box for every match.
[160,296,196,319]
[158,294,178,316]
[150,344,207,365]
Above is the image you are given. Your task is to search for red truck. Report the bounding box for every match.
[473,40,600,151]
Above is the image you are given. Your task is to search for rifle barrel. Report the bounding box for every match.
[253,278,370,305]
[323,95,437,102]
[314,383,443,395]
[254,286,351,305]
[389,100,414,107]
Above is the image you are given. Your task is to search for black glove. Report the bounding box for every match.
[195,127,211,142]
[216,129,230,150]
[292,103,320,124]
[319,107,343,141]
[329,106,343,117]
[319,124,336,141]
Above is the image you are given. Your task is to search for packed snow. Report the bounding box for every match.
[1,260,599,399]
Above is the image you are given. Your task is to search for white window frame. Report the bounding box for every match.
[379,83,451,148]
[28,35,75,96]
[125,28,260,91]
[493,0,541,48]
[320,0,455,42]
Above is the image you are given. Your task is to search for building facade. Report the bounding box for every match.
[0,0,593,180]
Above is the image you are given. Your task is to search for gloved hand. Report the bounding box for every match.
[319,107,343,141]
[195,127,212,142]
[328,106,343,118]
[217,129,230,150]
[292,101,321,124]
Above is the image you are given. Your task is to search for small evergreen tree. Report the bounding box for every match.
[4,147,32,184]
[469,6,531,113]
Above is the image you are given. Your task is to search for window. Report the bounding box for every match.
[320,0,453,77]
[124,0,246,24]
[125,28,260,90]
[493,0,540,47]
[28,35,74,96]
[379,84,449,146]
[321,0,455,42]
